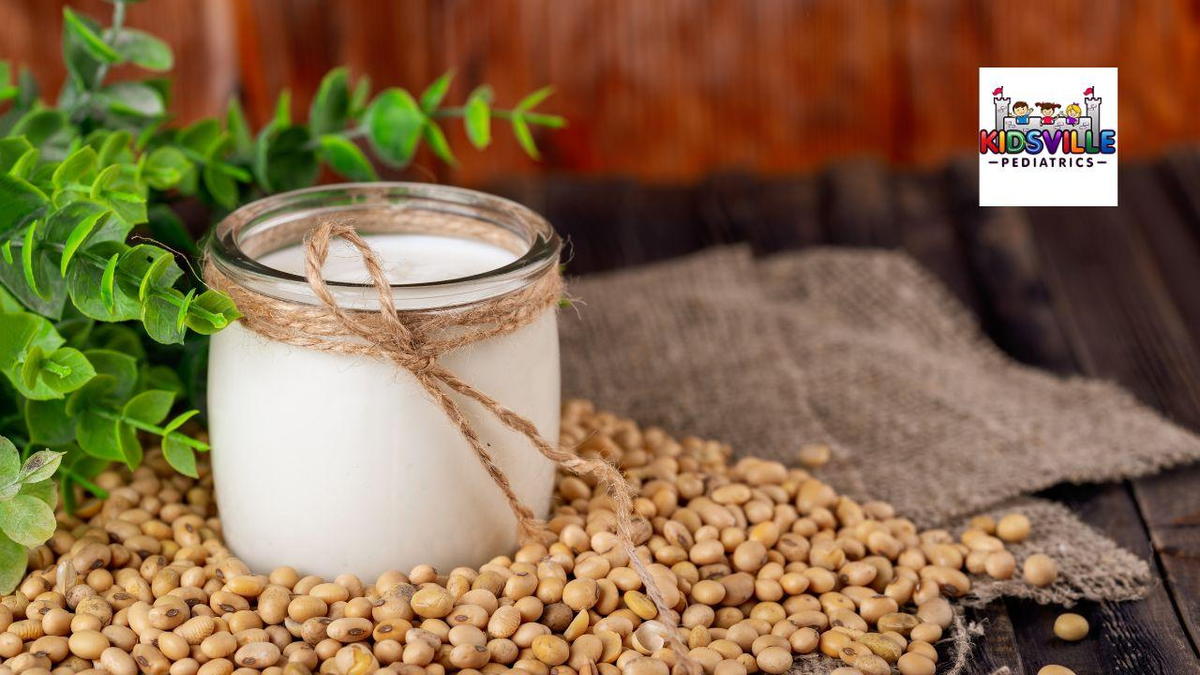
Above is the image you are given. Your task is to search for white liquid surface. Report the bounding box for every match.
[258,234,517,285]
[208,234,559,579]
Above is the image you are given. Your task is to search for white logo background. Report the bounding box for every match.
[978,67,1118,207]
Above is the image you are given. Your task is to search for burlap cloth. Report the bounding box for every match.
[559,246,1200,673]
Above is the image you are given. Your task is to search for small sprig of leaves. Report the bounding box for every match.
[0,0,562,593]
[0,437,61,592]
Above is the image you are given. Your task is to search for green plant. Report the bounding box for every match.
[0,0,563,591]
[0,438,60,593]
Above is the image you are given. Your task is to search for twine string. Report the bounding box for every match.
[206,221,695,671]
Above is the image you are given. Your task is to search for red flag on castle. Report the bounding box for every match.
[992,86,1004,96]
[1084,86,1095,95]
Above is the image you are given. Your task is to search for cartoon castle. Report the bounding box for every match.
[993,89,1102,133]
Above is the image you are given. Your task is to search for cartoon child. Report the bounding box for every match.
[1036,102,1061,124]
[1064,103,1082,125]
[1012,101,1031,124]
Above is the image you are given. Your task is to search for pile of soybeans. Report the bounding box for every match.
[0,400,1059,675]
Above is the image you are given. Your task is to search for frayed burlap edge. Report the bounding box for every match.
[954,498,1153,608]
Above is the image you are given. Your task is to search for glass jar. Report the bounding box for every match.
[206,183,562,580]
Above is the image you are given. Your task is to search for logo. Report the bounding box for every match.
[978,68,1118,207]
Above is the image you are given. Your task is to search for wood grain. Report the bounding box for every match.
[3,0,1199,184]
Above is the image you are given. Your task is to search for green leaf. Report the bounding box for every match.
[19,345,44,391]
[0,494,56,546]
[364,88,424,167]
[0,534,25,594]
[0,312,64,376]
[419,71,454,113]
[97,130,133,165]
[0,437,19,486]
[140,291,186,344]
[83,349,138,398]
[318,135,377,181]
[143,146,191,190]
[64,243,134,322]
[19,480,56,510]
[274,89,292,127]
[0,285,20,313]
[12,110,67,150]
[119,244,182,299]
[9,147,38,179]
[179,119,223,156]
[309,68,350,137]
[203,163,237,208]
[0,172,48,237]
[76,410,122,462]
[139,364,183,397]
[24,400,74,446]
[161,435,196,478]
[18,450,63,484]
[122,389,173,425]
[185,289,240,334]
[0,137,32,173]
[20,221,42,299]
[260,126,318,193]
[100,82,165,118]
[38,347,95,395]
[99,252,120,313]
[422,123,456,166]
[107,28,173,71]
[162,409,199,436]
[464,87,492,149]
[63,8,121,64]
[511,114,540,160]
[117,421,141,469]
[225,99,254,160]
[51,146,98,189]
[349,76,371,118]
[515,86,554,112]
[9,148,38,181]
[59,207,111,275]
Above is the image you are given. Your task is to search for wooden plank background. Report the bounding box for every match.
[1,0,1198,185]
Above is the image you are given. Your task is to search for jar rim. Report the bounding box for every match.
[207,182,562,308]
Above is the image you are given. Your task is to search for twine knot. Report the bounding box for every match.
[206,220,695,672]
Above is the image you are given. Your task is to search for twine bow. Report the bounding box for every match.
[206,221,696,671]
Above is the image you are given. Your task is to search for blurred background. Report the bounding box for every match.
[2,0,1197,186]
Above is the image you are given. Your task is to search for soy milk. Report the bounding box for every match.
[207,191,561,581]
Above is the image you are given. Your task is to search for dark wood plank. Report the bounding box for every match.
[1007,482,1197,674]
[540,177,641,274]
[1157,147,1200,243]
[1117,160,1200,652]
[824,159,899,248]
[892,169,982,313]
[1023,180,1200,670]
[961,605,1025,674]
[946,160,1075,373]
[941,160,1199,673]
[700,173,824,254]
[539,178,722,275]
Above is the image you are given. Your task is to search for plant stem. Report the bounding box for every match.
[94,410,210,451]
[62,467,108,499]
[68,1,128,121]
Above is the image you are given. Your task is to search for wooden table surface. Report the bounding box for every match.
[488,153,1200,674]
